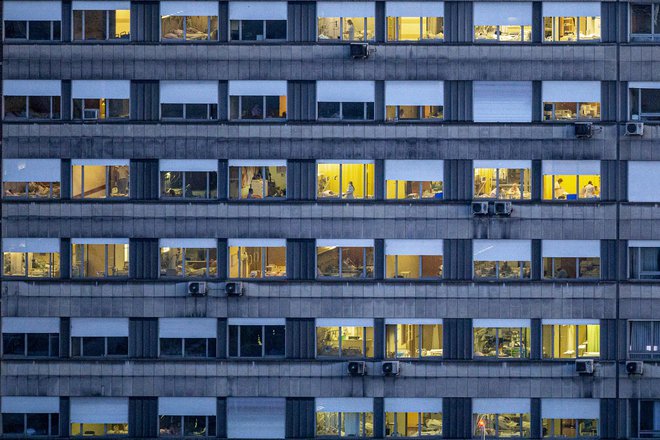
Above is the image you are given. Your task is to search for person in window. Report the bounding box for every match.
[507,183,521,199]
[247,188,254,199]
[346,19,355,40]
[581,180,596,198]
[251,103,262,118]
[344,181,355,199]
[554,178,566,199]
[116,166,129,195]
[555,266,568,278]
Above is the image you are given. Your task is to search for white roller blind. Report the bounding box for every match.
[542,240,600,258]
[542,81,601,103]
[473,160,531,170]
[628,161,660,202]
[227,238,286,247]
[228,318,286,325]
[228,81,287,96]
[72,80,130,99]
[385,160,444,181]
[384,398,443,413]
[542,160,600,175]
[70,398,128,424]
[3,80,61,97]
[385,318,442,324]
[385,81,444,106]
[160,81,219,104]
[629,82,660,89]
[473,398,530,414]
[229,159,287,167]
[317,81,375,102]
[629,240,660,248]
[159,318,217,338]
[316,239,374,248]
[473,240,531,261]
[4,1,62,20]
[318,160,374,165]
[473,2,532,25]
[71,159,129,166]
[3,159,61,182]
[70,318,129,337]
[159,397,217,416]
[473,319,531,328]
[384,239,443,256]
[2,397,60,414]
[72,1,130,10]
[159,238,217,248]
[161,1,219,16]
[386,1,444,17]
[542,319,599,325]
[316,318,374,327]
[227,398,285,439]
[2,317,60,334]
[159,159,218,172]
[541,399,600,419]
[473,81,532,123]
[229,2,288,19]
[543,2,600,17]
[316,398,373,412]
[2,238,60,253]
[71,238,129,245]
[317,2,375,17]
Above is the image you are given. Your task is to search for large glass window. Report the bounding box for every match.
[159,338,217,358]
[318,13,375,41]
[543,175,600,200]
[474,413,531,438]
[70,398,129,437]
[387,16,443,41]
[316,412,374,437]
[160,170,218,199]
[73,97,129,120]
[4,20,61,40]
[316,323,374,358]
[629,321,660,359]
[630,86,660,121]
[231,20,287,40]
[161,103,218,120]
[385,160,443,200]
[230,96,287,120]
[386,255,443,279]
[71,336,128,357]
[71,242,129,278]
[474,260,530,280]
[473,322,530,359]
[474,165,531,200]
[631,4,660,41]
[317,243,374,278]
[543,6,601,42]
[640,400,660,437]
[3,251,60,278]
[385,81,444,121]
[542,322,601,358]
[161,12,219,41]
[474,3,532,42]
[543,256,600,279]
[3,180,60,199]
[385,411,442,437]
[2,412,59,437]
[385,322,443,358]
[160,241,218,278]
[2,333,59,357]
[541,399,599,438]
[4,95,61,120]
[71,423,128,436]
[317,162,374,200]
[159,415,216,437]
[73,9,130,40]
[72,163,129,199]
[630,244,660,279]
[386,180,443,199]
[544,102,601,120]
[228,163,287,199]
[228,322,285,358]
[228,242,287,279]
[318,101,374,120]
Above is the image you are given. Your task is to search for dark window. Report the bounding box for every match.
[28,96,51,119]
[4,21,27,39]
[640,401,660,437]
[185,104,208,120]
[29,21,52,40]
[342,102,366,119]
[630,247,660,279]
[266,20,287,39]
[2,414,24,434]
[72,336,128,357]
[82,337,105,356]
[161,104,184,118]
[242,20,263,40]
[317,102,374,120]
[26,414,49,435]
[229,324,285,358]
[4,96,27,119]
[2,333,25,355]
[160,338,216,358]
[318,102,341,119]
[264,326,285,356]
[108,99,129,118]
[630,321,660,359]
[160,338,183,356]
[26,333,50,356]
[184,338,207,357]
[107,337,128,356]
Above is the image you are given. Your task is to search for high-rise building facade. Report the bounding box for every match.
[2,0,660,438]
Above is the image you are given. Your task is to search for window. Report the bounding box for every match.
[473,319,530,359]
[541,399,599,438]
[3,159,61,199]
[227,398,285,439]
[542,320,600,359]
[2,238,60,278]
[317,81,375,121]
[159,318,217,358]
[229,81,287,120]
[3,1,61,41]
[542,240,600,279]
[473,161,531,200]
[385,81,444,121]
[385,240,443,279]
[160,160,218,199]
[386,1,443,41]
[160,81,219,120]
[631,4,660,41]
[543,81,601,121]
[228,318,285,358]
[543,2,601,42]
[318,2,375,41]
[385,160,444,200]
[159,398,217,437]
[3,80,61,121]
[72,160,130,199]
[628,241,660,279]
[72,80,130,120]
[2,318,60,357]
[317,239,374,278]
[230,2,287,41]
[629,321,660,359]
[640,401,660,437]
[385,320,443,358]
[71,239,129,278]
[70,318,128,358]
[316,398,374,437]
[473,81,533,122]
[161,1,219,41]
[474,2,532,42]
[629,83,660,121]
[70,398,128,437]
[473,240,531,280]
[73,2,130,41]
[474,400,531,438]
[385,398,442,437]
[1,397,60,437]
[160,239,218,278]
[316,319,374,358]
[228,239,287,279]
[542,160,601,201]
[228,160,287,199]
[317,161,375,200]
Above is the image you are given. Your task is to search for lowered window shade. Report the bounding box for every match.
[473,319,531,328]
[474,160,531,170]
[543,81,601,102]
[71,159,130,167]
[473,2,532,25]
[2,238,60,253]
[71,238,129,245]
[229,159,287,167]
[542,240,600,257]
[161,1,219,16]
[542,160,600,175]
[628,162,660,202]
[318,160,374,165]
[316,239,374,248]
[473,240,531,261]
[385,160,444,181]
[228,238,286,247]
[3,159,61,182]
[160,81,219,104]
[629,82,660,89]
[228,318,286,325]
[228,81,287,96]
[384,398,442,413]
[159,238,217,248]
[542,2,600,17]
[70,398,128,424]
[317,318,374,327]
[2,317,60,334]
[473,398,530,414]
[1,397,60,414]
[317,81,375,102]
[227,398,285,439]
[385,81,444,106]
[385,239,443,256]
[541,399,600,419]
[542,319,599,325]
[629,240,660,248]
[229,2,287,20]
[317,2,375,17]
[316,398,373,412]
[160,160,218,172]
[4,1,62,20]
[159,397,216,416]
[385,318,442,324]
[473,81,532,123]
[159,318,217,338]
[70,318,129,337]
[3,80,61,97]
[72,1,130,10]
[386,2,444,17]
[71,81,130,99]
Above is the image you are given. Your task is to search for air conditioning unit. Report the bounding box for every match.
[494,201,512,216]
[575,359,594,374]
[225,281,244,296]
[350,43,369,59]
[625,122,644,136]
[187,281,207,296]
[626,360,644,375]
[575,122,593,138]
[347,361,367,376]
[382,361,400,376]
[83,109,99,120]
[472,201,489,216]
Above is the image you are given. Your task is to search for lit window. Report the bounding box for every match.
[474,2,532,42]
[229,2,287,41]
[316,320,374,358]
[228,319,286,358]
[385,320,443,358]
[385,82,444,121]
[385,399,442,437]
[542,160,600,201]
[630,83,660,121]
[317,81,375,121]
[317,240,374,278]
[318,2,375,41]
[228,239,286,279]
[474,161,531,200]
[72,161,130,199]
[3,1,62,41]
[3,159,61,199]
[161,1,219,41]
[72,80,130,120]
[1,397,60,437]
[473,399,531,438]
[159,398,217,437]
[630,4,660,42]
[386,2,443,41]
[159,239,218,278]
[542,240,600,279]
[543,81,601,121]
[2,238,60,278]
[385,239,443,279]
[541,399,599,438]
[70,398,129,437]
[70,318,128,358]
[316,398,374,437]
[317,162,374,200]
[228,161,287,199]
[73,6,130,41]
[473,320,530,359]
[473,240,531,280]
[160,160,218,199]
[543,2,601,42]
[385,160,443,200]
[71,239,129,278]
[542,320,601,358]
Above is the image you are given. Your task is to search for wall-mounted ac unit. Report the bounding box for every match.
[350,43,369,59]
[625,122,644,136]
[626,360,644,375]
[494,201,512,216]
[225,282,244,296]
[187,281,207,296]
[347,361,367,376]
[575,359,594,374]
[382,361,400,376]
[472,201,489,216]
[574,122,593,138]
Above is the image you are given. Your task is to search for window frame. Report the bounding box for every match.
[385,105,444,121]
[385,254,443,279]
[230,19,287,41]
[317,16,374,42]
[543,15,601,42]
[160,103,218,121]
[2,251,60,278]
[474,24,531,42]
[385,411,442,437]
[72,9,131,41]
[315,412,374,437]
[629,320,660,359]
[386,16,444,41]
[228,164,287,200]
[385,180,444,200]
[316,325,374,358]
[628,246,660,280]
[473,167,530,200]
[542,256,601,280]
[3,181,61,199]
[71,243,129,278]
[542,102,601,121]
[630,87,660,120]
[629,3,660,41]
[159,170,218,199]
[71,164,130,199]
[3,20,62,41]
[543,174,601,201]
[228,245,287,279]
[160,15,219,42]
[541,418,599,438]
[70,422,129,437]
[229,95,287,121]
[72,97,130,120]
[2,332,60,357]
[639,400,660,437]
[473,413,531,438]
[541,323,601,359]
[316,246,374,279]
[227,324,286,358]
[158,337,217,358]
[159,246,218,278]
[317,101,374,121]
[473,260,531,280]
[473,326,531,359]
[385,323,444,359]
[70,336,129,358]
[158,415,217,437]
[3,95,61,120]
[1,412,60,437]
[316,162,374,200]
